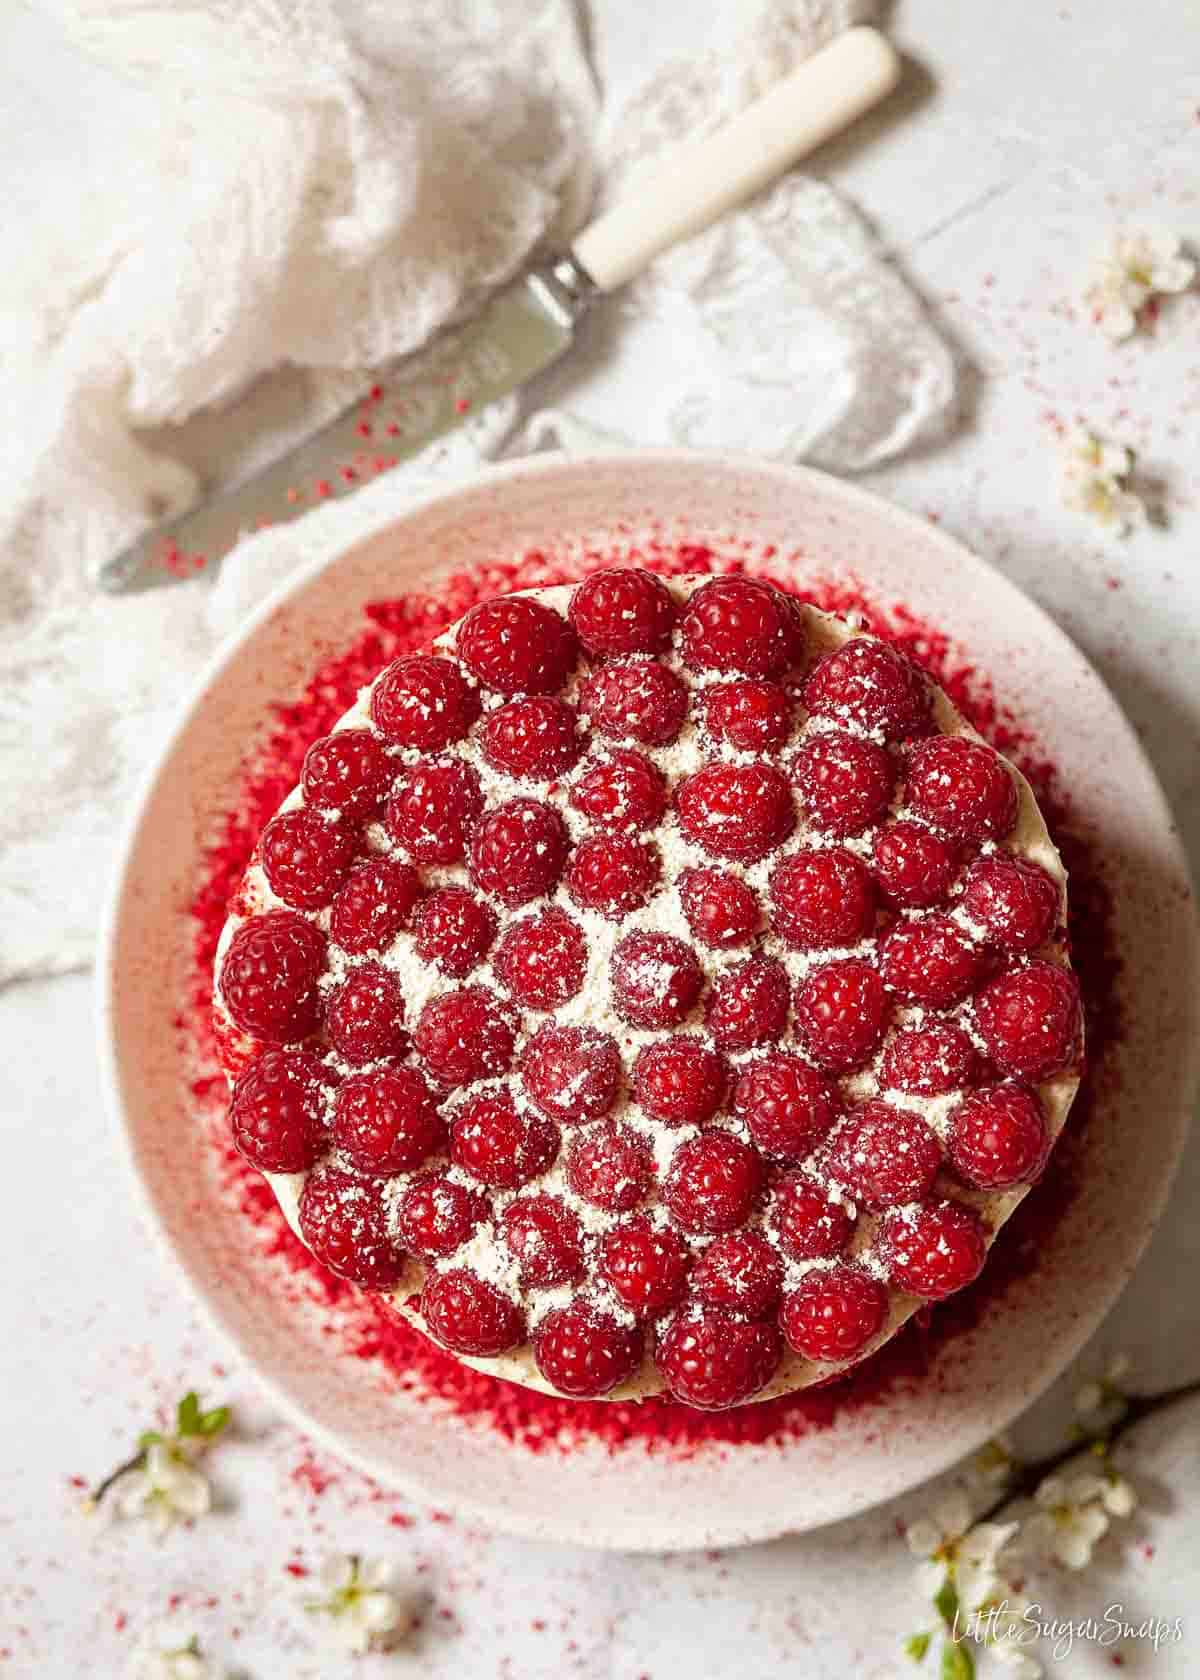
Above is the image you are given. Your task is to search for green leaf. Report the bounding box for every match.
[176,1391,202,1436]
[940,1639,975,1680]
[904,1631,932,1663]
[137,1430,164,1451]
[933,1578,960,1630]
[198,1405,231,1438]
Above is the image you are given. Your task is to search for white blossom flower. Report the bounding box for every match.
[973,1593,1043,1679]
[1084,227,1194,339]
[1101,1472,1138,1517]
[115,1443,211,1535]
[905,1489,1018,1607]
[304,1554,410,1655]
[971,1434,1017,1488]
[1027,1472,1112,1568]
[127,1628,211,1680]
[1058,428,1145,534]
[1075,1352,1132,1417]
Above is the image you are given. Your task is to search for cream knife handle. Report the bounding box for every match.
[571,27,900,292]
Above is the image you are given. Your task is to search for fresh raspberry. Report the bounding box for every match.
[330,858,421,956]
[578,659,688,747]
[260,808,355,910]
[793,957,890,1072]
[456,595,577,695]
[704,679,794,752]
[520,1025,622,1125]
[480,696,584,781]
[733,1053,840,1161]
[770,1175,854,1259]
[469,798,568,906]
[676,763,795,862]
[883,1199,987,1299]
[880,1023,979,1095]
[412,886,497,978]
[569,566,677,656]
[325,962,408,1065]
[611,932,704,1029]
[493,907,587,1009]
[690,1231,782,1318]
[633,1036,727,1128]
[879,913,986,1006]
[948,1084,1050,1189]
[220,911,326,1043]
[826,1100,942,1210]
[680,575,799,679]
[801,638,930,739]
[568,750,667,833]
[973,960,1082,1081]
[414,986,516,1088]
[370,654,481,749]
[229,1050,333,1172]
[961,855,1060,952]
[768,847,877,949]
[298,1165,407,1287]
[792,731,895,837]
[565,833,661,920]
[906,736,1018,843]
[301,729,394,819]
[422,1268,526,1356]
[602,1219,691,1317]
[533,1303,643,1397]
[665,1132,762,1234]
[331,1065,445,1175]
[871,821,960,908]
[501,1195,585,1288]
[386,759,483,865]
[781,1267,887,1362]
[705,956,789,1050]
[450,1091,559,1188]
[566,1124,653,1213]
[677,867,761,948]
[397,1172,487,1259]
[657,1307,782,1409]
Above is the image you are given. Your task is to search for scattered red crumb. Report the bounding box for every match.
[315,480,332,499]
[68,1474,87,1490]
[454,397,472,414]
[388,1512,414,1528]
[284,1561,309,1578]
[114,1612,127,1633]
[369,384,384,402]
[291,1453,335,1495]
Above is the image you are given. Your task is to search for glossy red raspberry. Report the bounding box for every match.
[680,575,799,679]
[229,1050,333,1172]
[566,1124,653,1213]
[325,961,408,1065]
[677,867,761,948]
[948,1084,1050,1189]
[569,566,677,655]
[768,847,876,949]
[568,749,667,832]
[220,911,326,1043]
[611,932,704,1029]
[633,1036,727,1128]
[792,731,895,837]
[386,759,483,865]
[414,986,516,1088]
[733,1053,840,1161]
[301,729,394,819]
[602,1219,691,1317]
[705,956,789,1050]
[973,959,1082,1081]
[880,1023,979,1095]
[961,855,1060,952]
[793,957,890,1072]
[665,1132,762,1234]
[260,808,355,910]
[422,1268,526,1355]
[676,763,795,862]
[878,913,986,1006]
[872,821,960,908]
[781,1267,887,1362]
[501,1195,585,1288]
[826,1100,942,1210]
[520,1025,622,1125]
[330,858,421,956]
[657,1307,782,1409]
[690,1231,782,1319]
[370,654,481,749]
[883,1199,987,1299]
[331,1065,445,1175]
[397,1172,487,1259]
[456,595,577,695]
[298,1165,407,1287]
[906,736,1018,843]
[533,1304,643,1397]
[801,638,930,739]
[412,886,497,978]
[480,696,584,781]
[493,907,587,1009]
[565,833,661,920]
[578,659,688,747]
[468,798,568,906]
[450,1091,559,1188]
[704,679,794,752]
[770,1175,854,1259]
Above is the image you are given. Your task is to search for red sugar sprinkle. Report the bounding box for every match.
[284,1561,309,1577]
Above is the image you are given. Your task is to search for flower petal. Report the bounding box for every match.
[937,1489,972,1540]
[1034,1476,1066,1508]
[361,1590,404,1633]
[320,1554,356,1592]
[168,1467,212,1519]
[1103,1477,1137,1517]
[906,1519,942,1558]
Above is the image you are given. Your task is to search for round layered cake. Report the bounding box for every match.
[213,569,1082,1410]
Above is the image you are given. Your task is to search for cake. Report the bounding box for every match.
[213,569,1083,1410]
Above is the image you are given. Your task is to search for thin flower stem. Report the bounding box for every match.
[89,1447,147,1506]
